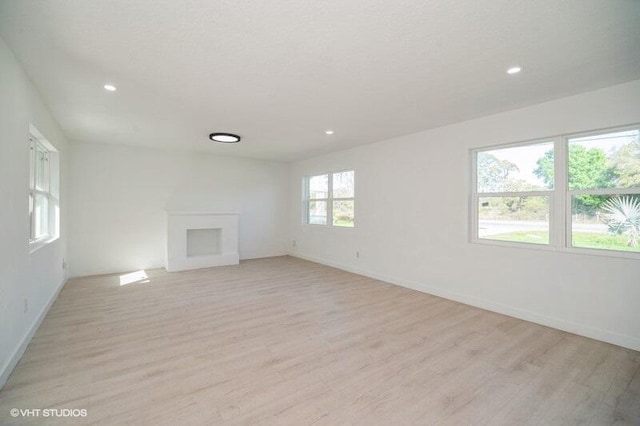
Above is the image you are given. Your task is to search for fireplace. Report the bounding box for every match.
[166,211,239,272]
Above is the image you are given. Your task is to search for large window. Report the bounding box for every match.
[305,170,355,227]
[472,125,640,256]
[29,128,60,249]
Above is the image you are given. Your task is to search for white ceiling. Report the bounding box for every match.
[1,1,639,161]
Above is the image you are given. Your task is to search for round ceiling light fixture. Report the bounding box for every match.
[104,84,117,91]
[209,132,241,143]
[506,66,522,75]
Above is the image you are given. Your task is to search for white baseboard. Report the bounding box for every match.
[289,252,640,352]
[0,277,67,390]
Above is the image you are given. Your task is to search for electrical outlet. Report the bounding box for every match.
[24,298,28,313]
[292,240,297,248]
[356,251,360,258]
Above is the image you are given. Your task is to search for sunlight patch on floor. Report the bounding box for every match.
[119,270,149,286]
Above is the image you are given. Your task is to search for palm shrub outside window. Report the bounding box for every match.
[566,129,640,252]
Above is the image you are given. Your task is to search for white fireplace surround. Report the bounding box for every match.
[166,211,239,272]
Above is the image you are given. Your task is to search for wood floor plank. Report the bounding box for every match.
[0,256,638,425]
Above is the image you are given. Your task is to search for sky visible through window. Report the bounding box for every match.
[480,142,552,190]
[482,130,639,189]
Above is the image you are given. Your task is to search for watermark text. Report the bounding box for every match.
[10,408,87,418]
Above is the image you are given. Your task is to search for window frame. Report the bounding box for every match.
[303,169,355,228]
[28,128,60,252]
[472,138,557,248]
[470,124,640,260]
[564,125,640,255]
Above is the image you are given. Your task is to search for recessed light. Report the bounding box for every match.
[209,133,241,143]
[506,66,522,75]
[325,130,334,135]
[104,84,117,91]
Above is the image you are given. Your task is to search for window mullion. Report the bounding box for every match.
[553,136,567,249]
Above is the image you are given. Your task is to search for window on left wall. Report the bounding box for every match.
[29,127,60,250]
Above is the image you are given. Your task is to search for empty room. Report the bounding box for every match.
[1,0,640,424]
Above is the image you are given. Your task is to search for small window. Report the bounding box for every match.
[568,129,640,253]
[475,142,553,245]
[29,128,60,249]
[304,170,355,227]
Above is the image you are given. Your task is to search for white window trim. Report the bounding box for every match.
[303,169,355,228]
[470,124,640,260]
[29,127,60,253]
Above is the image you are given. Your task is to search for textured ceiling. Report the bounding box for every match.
[1,0,639,161]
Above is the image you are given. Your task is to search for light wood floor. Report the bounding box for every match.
[1,256,638,425]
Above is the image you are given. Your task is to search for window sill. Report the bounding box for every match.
[470,238,640,260]
[303,224,355,230]
[29,236,59,254]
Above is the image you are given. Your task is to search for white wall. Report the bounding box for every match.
[0,37,68,387]
[68,142,289,277]
[289,80,640,351]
